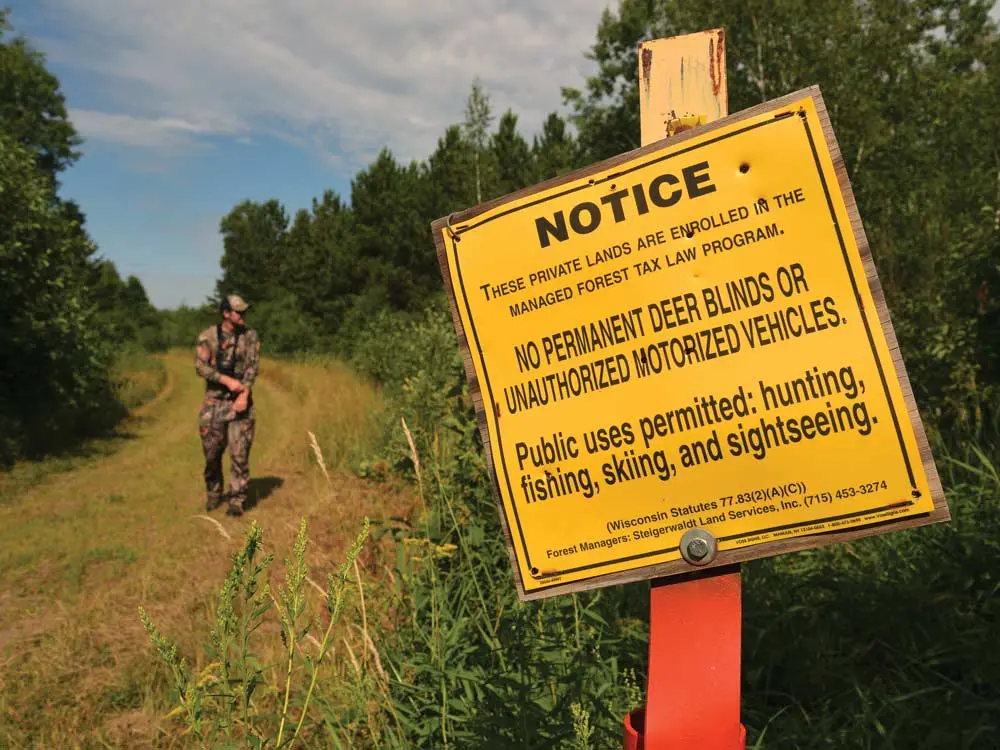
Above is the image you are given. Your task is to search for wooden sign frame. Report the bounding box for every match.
[431,85,950,602]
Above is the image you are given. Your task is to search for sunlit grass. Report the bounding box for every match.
[113,348,169,411]
[0,348,167,505]
[0,351,411,748]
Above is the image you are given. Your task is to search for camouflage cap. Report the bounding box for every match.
[226,294,250,313]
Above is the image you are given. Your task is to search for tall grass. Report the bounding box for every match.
[112,345,169,411]
[283,353,387,474]
[337,307,661,747]
[0,349,395,747]
[738,438,1000,747]
[139,438,374,749]
[341,306,1000,749]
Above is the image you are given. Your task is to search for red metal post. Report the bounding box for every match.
[624,567,745,749]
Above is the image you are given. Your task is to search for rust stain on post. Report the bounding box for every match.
[640,45,653,100]
[710,30,726,96]
[709,38,716,93]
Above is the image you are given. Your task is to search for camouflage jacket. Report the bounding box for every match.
[195,324,261,399]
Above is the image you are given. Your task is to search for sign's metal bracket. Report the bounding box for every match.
[664,112,708,138]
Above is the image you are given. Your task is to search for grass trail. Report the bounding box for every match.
[0,350,413,748]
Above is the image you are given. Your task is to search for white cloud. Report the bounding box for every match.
[41,0,613,170]
[69,109,239,150]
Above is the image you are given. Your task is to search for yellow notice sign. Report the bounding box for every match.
[431,86,949,601]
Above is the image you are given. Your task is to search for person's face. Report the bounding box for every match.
[225,308,246,329]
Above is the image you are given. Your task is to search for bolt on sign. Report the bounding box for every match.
[431,85,950,601]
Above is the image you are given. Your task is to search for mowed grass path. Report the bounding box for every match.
[0,351,413,748]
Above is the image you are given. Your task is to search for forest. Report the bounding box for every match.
[3,1,1000,747]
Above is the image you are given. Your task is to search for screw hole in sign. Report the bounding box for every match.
[739,162,751,174]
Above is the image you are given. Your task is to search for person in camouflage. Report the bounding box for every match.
[195,294,261,516]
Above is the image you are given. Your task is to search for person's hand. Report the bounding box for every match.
[220,375,245,393]
[232,391,249,415]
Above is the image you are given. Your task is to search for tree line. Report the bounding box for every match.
[1,9,163,465]
[211,81,585,355]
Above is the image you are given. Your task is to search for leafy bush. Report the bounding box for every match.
[0,131,124,465]
[338,307,651,747]
[347,300,468,478]
[250,292,323,355]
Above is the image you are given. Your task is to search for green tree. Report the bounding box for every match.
[297,190,361,337]
[491,110,532,196]
[88,259,162,347]
[462,78,495,204]
[159,304,217,349]
[217,199,290,304]
[0,10,136,463]
[249,291,319,354]
[350,148,437,310]
[0,8,81,184]
[427,124,477,216]
[531,112,579,182]
[0,131,122,463]
[0,10,170,463]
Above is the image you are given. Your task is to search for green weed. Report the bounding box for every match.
[139,516,370,748]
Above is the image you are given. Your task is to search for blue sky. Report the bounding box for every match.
[8,0,612,309]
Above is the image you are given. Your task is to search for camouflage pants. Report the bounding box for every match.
[199,395,256,509]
